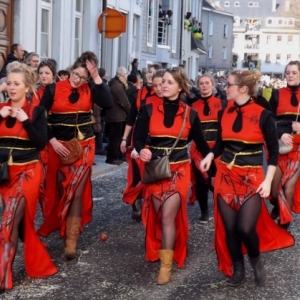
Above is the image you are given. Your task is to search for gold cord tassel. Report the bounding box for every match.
[77,126,85,140]
[7,149,13,166]
[226,154,237,170]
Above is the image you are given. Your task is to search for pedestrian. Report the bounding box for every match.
[37,51,113,260]
[25,52,40,70]
[120,65,161,220]
[130,58,142,77]
[189,74,226,223]
[105,66,131,165]
[269,60,300,229]
[57,69,70,81]
[134,67,215,284]
[0,62,57,291]
[200,69,294,287]
[0,44,24,79]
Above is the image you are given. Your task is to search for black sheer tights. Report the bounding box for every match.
[11,197,25,254]
[57,169,90,218]
[152,193,181,250]
[217,194,261,261]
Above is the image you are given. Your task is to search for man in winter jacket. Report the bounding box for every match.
[105,66,131,165]
[0,44,24,79]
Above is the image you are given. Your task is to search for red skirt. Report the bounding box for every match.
[38,145,49,216]
[0,162,57,289]
[214,161,295,276]
[122,148,144,205]
[38,138,95,238]
[142,161,190,268]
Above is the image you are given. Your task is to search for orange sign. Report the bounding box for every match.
[98,9,127,39]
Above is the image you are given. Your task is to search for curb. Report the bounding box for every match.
[91,163,127,179]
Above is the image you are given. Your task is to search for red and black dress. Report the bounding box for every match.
[134,98,214,268]
[212,99,294,276]
[0,99,57,290]
[269,86,300,220]
[122,86,157,206]
[37,79,112,238]
[189,94,224,206]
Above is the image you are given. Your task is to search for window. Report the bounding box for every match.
[224,1,230,7]
[276,54,281,63]
[253,2,259,7]
[285,1,290,11]
[267,19,272,25]
[224,24,228,38]
[147,0,154,46]
[234,16,240,26]
[74,0,83,60]
[265,54,271,63]
[288,18,294,25]
[234,1,240,7]
[287,54,292,62]
[278,19,283,25]
[40,1,52,58]
[277,35,282,44]
[248,2,253,7]
[208,45,212,59]
[222,47,227,60]
[288,35,293,45]
[267,35,272,44]
[209,20,213,36]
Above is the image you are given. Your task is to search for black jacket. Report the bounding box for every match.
[0,54,21,79]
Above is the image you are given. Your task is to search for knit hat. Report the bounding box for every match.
[127,74,138,84]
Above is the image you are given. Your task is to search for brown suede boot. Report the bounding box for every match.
[64,217,81,260]
[156,249,174,285]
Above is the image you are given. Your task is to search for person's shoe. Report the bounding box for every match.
[131,198,142,221]
[199,212,209,224]
[227,259,245,287]
[249,255,267,287]
[156,249,174,285]
[64,217,81,260]
[106,159,123,166]
[270,205,279,220]
[93,161,97,165]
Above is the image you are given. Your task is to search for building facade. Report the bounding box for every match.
[217,0,300,77]
[198,0,234,76]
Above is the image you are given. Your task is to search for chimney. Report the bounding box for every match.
[272,0,277,11]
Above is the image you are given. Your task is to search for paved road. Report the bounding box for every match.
[2,165,300,300]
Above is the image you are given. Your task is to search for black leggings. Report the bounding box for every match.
[217,194,261,262]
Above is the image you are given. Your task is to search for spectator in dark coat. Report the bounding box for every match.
[126,74,138,106]
[106,67,131,165]
[0,44,24,79]
[130,59,142,77]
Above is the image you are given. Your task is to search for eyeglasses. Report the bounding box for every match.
[72,71,88,82]
[224,83,241,88]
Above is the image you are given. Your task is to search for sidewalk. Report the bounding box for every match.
[92,154,127,179]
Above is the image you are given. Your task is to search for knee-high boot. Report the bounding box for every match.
[249,255,267,287]
[156,249,173,285]
[64,217,81,260]
[227,259,245,287]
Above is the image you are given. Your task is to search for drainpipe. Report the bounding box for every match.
[100,0,107,68]
[179,0,184,65]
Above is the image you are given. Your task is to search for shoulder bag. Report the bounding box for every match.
[278,101,300,154]
[143,105,188,184]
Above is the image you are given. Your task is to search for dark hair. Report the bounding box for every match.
[98,67,106,78]
[148,64,161,72]
[284,60,300,74]
[231,69,261,96]
[57,70,70,81]
[131,58,138,66]
[72,51,98,75]
[37,59,57,77]
[11,44,20,54]
[164,67,191,97]
[127,74,138,84]
[152,69,165,80]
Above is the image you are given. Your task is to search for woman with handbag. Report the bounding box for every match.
[134,67,215,285]
[0,62,57,291]
[200,69,294,287]
[120,65,161,220]
[37,52,113,260]
[269,61,300,230]
[32,59,57,216]
[189,74,226,224]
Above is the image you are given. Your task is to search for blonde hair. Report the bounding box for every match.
[197,74,216,87]
[230,69,261,96]
[6,61,37,94]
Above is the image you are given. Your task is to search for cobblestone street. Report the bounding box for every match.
[2,162,300,300]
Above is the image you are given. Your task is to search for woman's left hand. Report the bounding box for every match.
[256,179,271,198]
[86,60,102,82]
[292,121,300,132]
[15,107,29,122]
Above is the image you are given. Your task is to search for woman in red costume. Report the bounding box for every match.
[134,67,214,285]
[189,74,225,223]
[0,62,57,292]
[269,61,300,229]
[32,59,57,216]
[120,64,161,220]
[37,52,112,260]
[201,70,294,287]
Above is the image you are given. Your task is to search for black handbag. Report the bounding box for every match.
[143,105,188,184]
[0,162,9,184]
